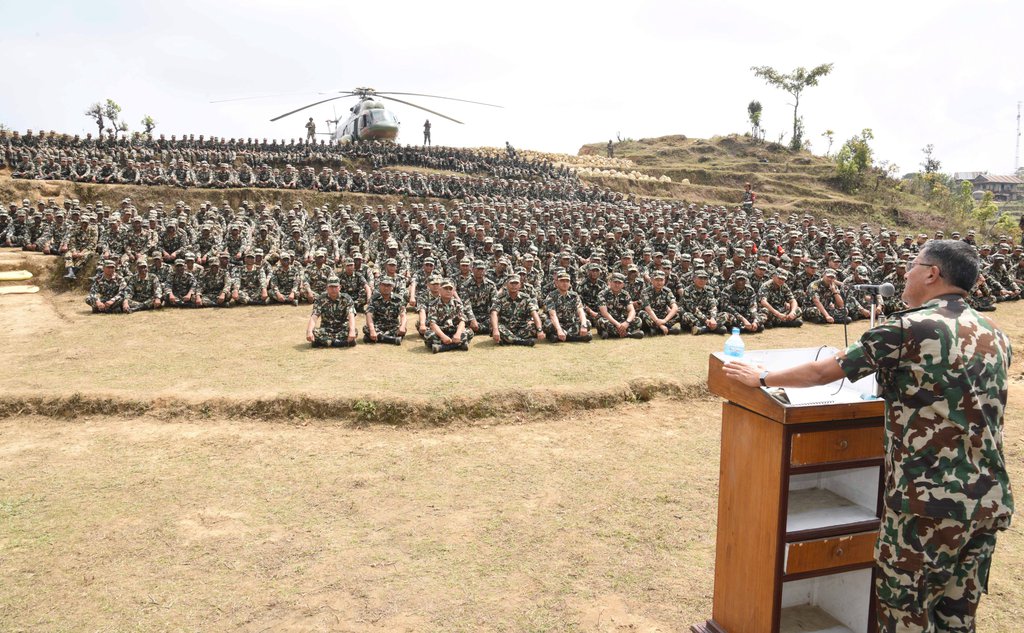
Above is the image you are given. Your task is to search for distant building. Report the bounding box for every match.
[950,172,1023,202]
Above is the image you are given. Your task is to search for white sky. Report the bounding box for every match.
[3,0,1022,175]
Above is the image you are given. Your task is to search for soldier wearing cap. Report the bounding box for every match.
[597,272,644,339]
[302,248,333,302]
[720,270,763,333]
[490,274,543,346]
[194,257,231,308]
[410,257,438,309]
[987,254,1021,302]
[122,258,162,313]
[806,269,850,324]
[544,270,591,342]
[639,270,680,335]
[364,276,407,345]
[463,260,498,336]
[269,251,303,305]
[233,252,269,305]
[679,269,727,335]
[759,268,802,328]
[424,278,472,353]
[61,215,98,281]
[306,275,357,347]
[164,256,196,305]
[337,257,370,312]
[86,260,126,313]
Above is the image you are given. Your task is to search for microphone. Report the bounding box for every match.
[851,282,895,297]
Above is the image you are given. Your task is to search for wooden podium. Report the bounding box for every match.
[692,352,886,633]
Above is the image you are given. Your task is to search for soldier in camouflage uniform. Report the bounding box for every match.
[233,252,269,305]
[490,275,543,346]
[578,263,608,325]
[597,272,644,339]
[759,268,803,328]
[268,252,303,305]
[194,258,231,308]
[122,258,162,312]
[678,270,728,335]
[165,259,197,307]
[720,271,763,333]
[305,276,357,347]
[967,271,998,312]
[363,276,407,345]
[86,260,126,313]
[640,271,681,335]
[62,216,98,280]
[424,278,472,353]
[805,269,851,324]
[463,260,498,335]
[543,270,591,342]
[724,241,1013,633]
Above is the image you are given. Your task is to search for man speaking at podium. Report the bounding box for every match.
[724,240,1013,633]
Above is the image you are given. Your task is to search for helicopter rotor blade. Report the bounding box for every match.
[270,94,358,122]
[210,90,324,104]
[377,96,465,125]
[375,92,503,108]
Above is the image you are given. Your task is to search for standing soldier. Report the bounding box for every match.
[305,276,357,348]
[305,117,316,142]
[423,119,432,146]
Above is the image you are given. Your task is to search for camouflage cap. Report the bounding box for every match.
[650,270,666,280]
[385,257,398,266]
[280,251,293,260]
[695,270,709,279]
[823,269,838,278]
[326,275,341,286]
[379,276,396,286]
[136,258,149,267]
[774,267,790,278]
[184,251,196,260]
[102,259,116,268]
[244,252,255,259]
[556,271,571,281]
[733,270,749,281]
[423,257,436,266]
[174,259,185,266]
[506,274,522,285]
[473,260,486,269]
[610,272,626,283]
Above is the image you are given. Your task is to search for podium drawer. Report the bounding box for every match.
[785,531,876,576]
[791,425,883,466]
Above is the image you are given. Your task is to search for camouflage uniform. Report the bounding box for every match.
[123,271,162,312]
[424,296,472,348]
[235,266,268,305]
[196,265,231,307]
[364,289,406,343]
[491,291,539,343]
[165,267,197,306]
[678,283,727,334]
[759,279,803,328]
[310,292,356,347]
[86,271,126,312]
[719,280,763,332]
[597,286,642,338]
[639,285,680,334]
[838,295,1013,632]
[543,288,590,340]
[804,278,849,324]
[461,275,497,333]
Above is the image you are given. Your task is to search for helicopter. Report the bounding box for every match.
[249,87,501,144]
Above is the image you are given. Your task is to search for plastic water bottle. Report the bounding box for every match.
[723,327,745,359]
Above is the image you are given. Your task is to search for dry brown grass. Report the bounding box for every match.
[1,395,1022,632]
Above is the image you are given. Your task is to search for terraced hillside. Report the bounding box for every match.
[579,134,942,229]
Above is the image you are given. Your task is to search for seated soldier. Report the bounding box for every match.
[544,270,592,342]
[363,276,407,345]
[806,269,851,324]
[233,252,269,305]
[164,259,196,307]
[122,258,162,313]
[720,271,764,333]
[86,259,126,314]
[679,270,728,335]
[490,274,544,346]
[268,251,302,305]
[305,275,356,348]
[194,258,231,308]
[640,270,681,335]
[758,268,802,328]
[597,272,644,339]
[416,275,443,338]
[424,278,472,353]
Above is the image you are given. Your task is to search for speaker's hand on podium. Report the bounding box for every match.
[723,360,765,387]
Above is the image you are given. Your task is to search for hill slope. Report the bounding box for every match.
[579,134,944,230]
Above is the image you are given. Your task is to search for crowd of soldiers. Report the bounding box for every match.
[3,187,1021,352]
[1,130,618,203]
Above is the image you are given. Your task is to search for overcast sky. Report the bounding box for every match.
[3,1,1022,175]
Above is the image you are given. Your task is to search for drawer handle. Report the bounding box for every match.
[834,547,845,558]
[837,439,849,450]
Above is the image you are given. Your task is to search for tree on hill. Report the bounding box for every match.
[747,100,763,141]
[833,128,874,192]
[921,144,941,174]
[821,130,834,157]
[751,63,834,151]
[102,99,126,139]
[85,102,106,137]
[141,115,157,136]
